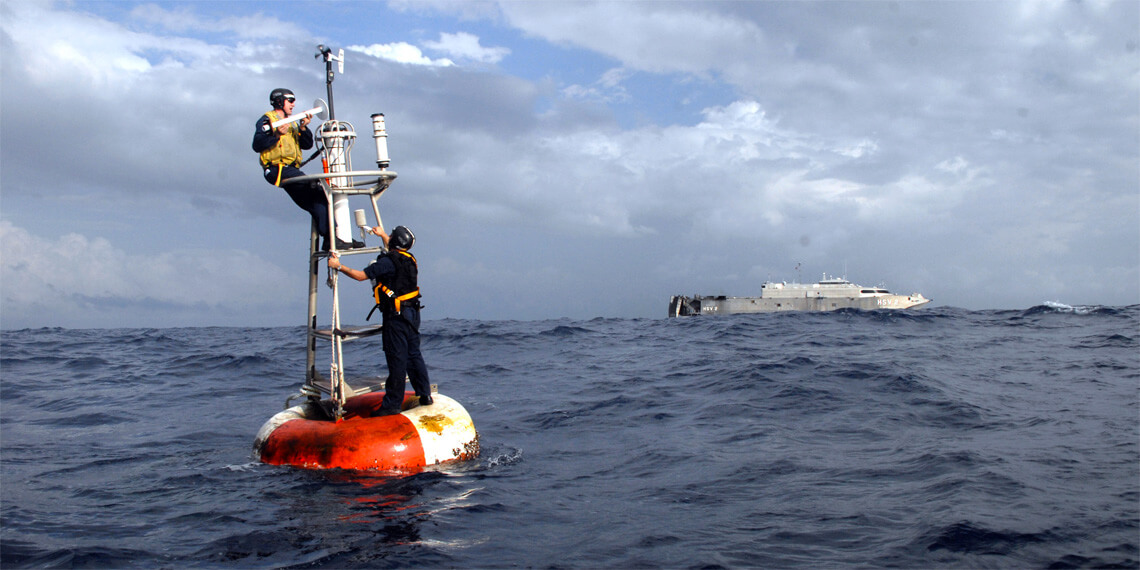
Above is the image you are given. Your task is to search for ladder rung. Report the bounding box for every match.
[305,376,380,397]
[312,325,383,341]
[310,246,384,260]
[328,186,390,197]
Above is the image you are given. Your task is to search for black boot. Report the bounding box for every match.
[335,238,366,250]
[371,406,401,417]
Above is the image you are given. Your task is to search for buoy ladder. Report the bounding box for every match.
[284,45,397,420]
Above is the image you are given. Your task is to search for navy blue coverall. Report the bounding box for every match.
[364,255,431,412]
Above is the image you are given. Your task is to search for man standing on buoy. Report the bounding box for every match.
[328,226,432,416]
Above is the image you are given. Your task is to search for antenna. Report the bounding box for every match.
[315,45,344,120]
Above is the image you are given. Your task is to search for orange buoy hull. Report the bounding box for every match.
[254,392,478,471]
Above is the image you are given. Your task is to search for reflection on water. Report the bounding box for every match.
[299,467,484,548]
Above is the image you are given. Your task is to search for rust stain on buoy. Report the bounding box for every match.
[417,414,453,434]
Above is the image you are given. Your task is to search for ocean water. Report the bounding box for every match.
[1,304,1137,569]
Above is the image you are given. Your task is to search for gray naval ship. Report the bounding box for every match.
[669,274,930,317]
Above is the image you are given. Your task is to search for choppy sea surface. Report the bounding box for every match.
[1,304,1137,569]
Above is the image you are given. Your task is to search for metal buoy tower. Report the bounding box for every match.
[283,45,398,420]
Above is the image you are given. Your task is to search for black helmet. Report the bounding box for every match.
[269,88,295,109]
[389,226,415,251]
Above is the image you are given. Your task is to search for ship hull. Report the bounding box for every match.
[669,294,930,317]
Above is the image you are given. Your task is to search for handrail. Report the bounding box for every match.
[288,169,398,193]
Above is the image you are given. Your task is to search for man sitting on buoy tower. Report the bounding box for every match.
[252,87,363,250]
[328,225,432,416]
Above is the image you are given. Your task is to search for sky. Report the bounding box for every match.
[1,0,1137,329]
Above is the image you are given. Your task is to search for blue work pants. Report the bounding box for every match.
[380,308,431,411]
[265,164,329,243]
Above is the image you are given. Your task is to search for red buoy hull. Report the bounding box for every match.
[254,392,478,471]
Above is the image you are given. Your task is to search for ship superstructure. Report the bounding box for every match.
[669,274,930,317]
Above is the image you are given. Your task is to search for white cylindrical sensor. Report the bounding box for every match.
[319,122,357,243]
[371,113,389,169]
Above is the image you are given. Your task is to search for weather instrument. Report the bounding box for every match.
[269,99,328,130]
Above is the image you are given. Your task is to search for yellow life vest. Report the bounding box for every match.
[258,110,303,167]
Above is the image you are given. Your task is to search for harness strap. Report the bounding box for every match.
[366,288,421,322]
[373,284,420,312]
[366,250,420,322]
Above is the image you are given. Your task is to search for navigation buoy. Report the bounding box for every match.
[252,45,478,472]
[253,392,479,471]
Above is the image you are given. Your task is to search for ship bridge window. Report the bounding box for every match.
[861,289,890,294]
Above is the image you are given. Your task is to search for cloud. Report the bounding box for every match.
[348,42,455,67]
[349,32,509,68]
[401,97,971,245]
[129,4,308,39]
[0,221,294,329]
[423,32,510,64]
[563,67,632,103]
[2,2,220,87]
[501,1,765,75]
[0,1,1136,327]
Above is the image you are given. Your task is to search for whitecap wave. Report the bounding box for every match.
[1043,301,1100,315]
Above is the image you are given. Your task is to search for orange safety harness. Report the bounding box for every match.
[367,250,421,321]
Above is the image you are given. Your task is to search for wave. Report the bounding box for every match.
[1,308,1137,569]
[1032,301,1124,316]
